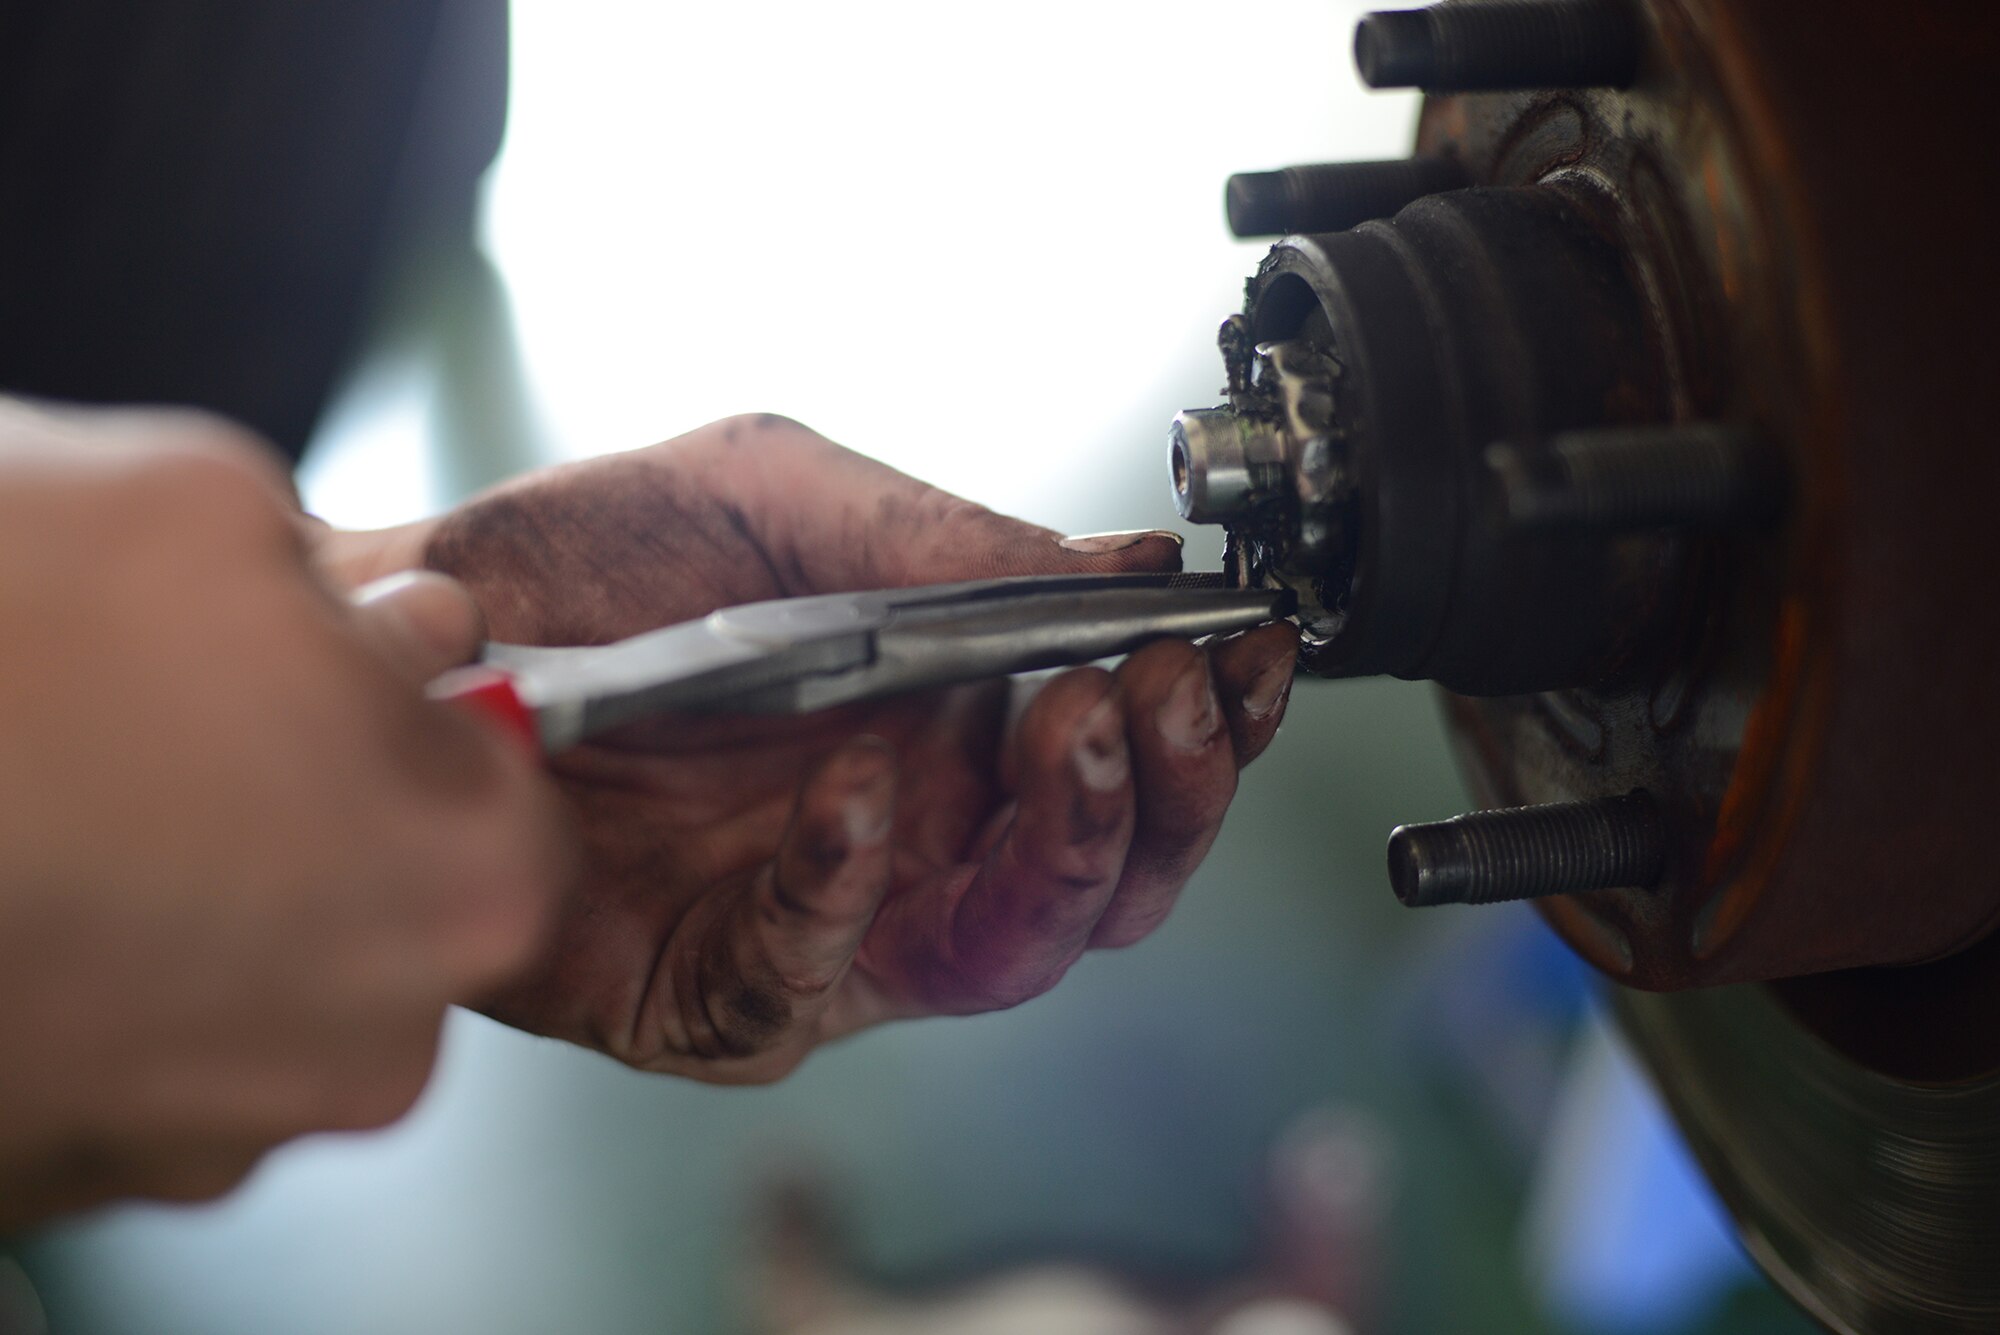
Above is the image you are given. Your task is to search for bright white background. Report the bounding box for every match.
[304,1,1415,538]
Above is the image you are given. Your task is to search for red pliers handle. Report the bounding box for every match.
[431,664,542,754]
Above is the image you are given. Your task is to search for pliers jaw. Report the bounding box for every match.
[436,573,1294,753]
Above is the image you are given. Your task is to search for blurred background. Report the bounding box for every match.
[8,3,1816,1331]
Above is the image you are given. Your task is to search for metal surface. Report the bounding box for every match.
[1423,0,2000,1319]
[1617,983,2000,1334]
[1387,791,1664,908]
[1354,0,1643,91]
[1183,0,2000,991]
[487,573,1292,750]
[1186,0,2000,1323]
[1225,157,1468,239]
[1212,185,1681,697]
[1402,0,2000,989]
[1168,409,1283,523]
[1487,422,1785,531]
[724,577,1290,714]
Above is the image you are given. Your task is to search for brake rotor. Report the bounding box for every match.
[1449,7,2000,1323]
[1616,983,2000,1333]
[1185,1,2000,1326]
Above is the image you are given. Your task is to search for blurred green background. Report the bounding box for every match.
[7,5,1818,1332]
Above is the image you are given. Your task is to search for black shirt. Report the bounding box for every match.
[0,0,508,461]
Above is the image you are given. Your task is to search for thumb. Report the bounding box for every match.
[350,570,488,683]
[891,508,1186,586]
[1052,529,1186,573]
[723,423,1187,589]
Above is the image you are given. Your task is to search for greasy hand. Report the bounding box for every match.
[405,415,1298,1082]
[0,400,571,1228]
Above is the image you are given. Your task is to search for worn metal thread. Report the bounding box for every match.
[1225,158,1467,239]
[1493,422,1786,530]
[1354,1,1643,92]
[1387,791,1664,907]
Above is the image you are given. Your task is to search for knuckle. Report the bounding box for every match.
[709,411,828,452]
[783,828,851,888]
[136,443,290,533]
[1023,882,1103,940]
[937,927,1071,1013]
[417,862,555,994]
[1124,809,1223,890]
[1020,672,1117,757]
[143,1149,268,1204]
[330,1057,435,1132]
[1062,790,1126,849]
[685,941,803,1061]
[723,1048,809,1085]
[970,961,1066,1011]
[747,411,818,439]
[649,1047,805,1086]
[449,879,554,986]
[1046,664,1118,708]
[710,983,794,1058]
[774,965,840,1003]
[419,488,530,578]
[1131,637,1203,678]
[1090,907,1171,950]
[748,1055,804,1084]
[934,496,1041,563]
[927,493,996,528]
[139,406,278,462]
[438,794,569,986]
[1143,799,1228,859]
[314,1020,444,1131]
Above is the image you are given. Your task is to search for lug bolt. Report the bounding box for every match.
[1354,0,1643,92]
[1225,158,1468,239]
[1387,791,1665,907]
[1487,422,1786,531]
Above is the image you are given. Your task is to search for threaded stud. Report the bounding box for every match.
[1354,0,1644,92]
[1387,791,1665,907]
[1488,422,1786,531]
[1225,157,1468,239]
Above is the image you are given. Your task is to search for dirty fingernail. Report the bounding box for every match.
[1159,657,1222,752]
[843,782,894,849]
[1059,529,1184,554]
[350,568,428,607]
[839,745,897,846]
[1244,652,1295,719]
[1072,695,1131,791]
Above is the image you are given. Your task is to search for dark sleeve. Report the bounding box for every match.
[0,0,508,463]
